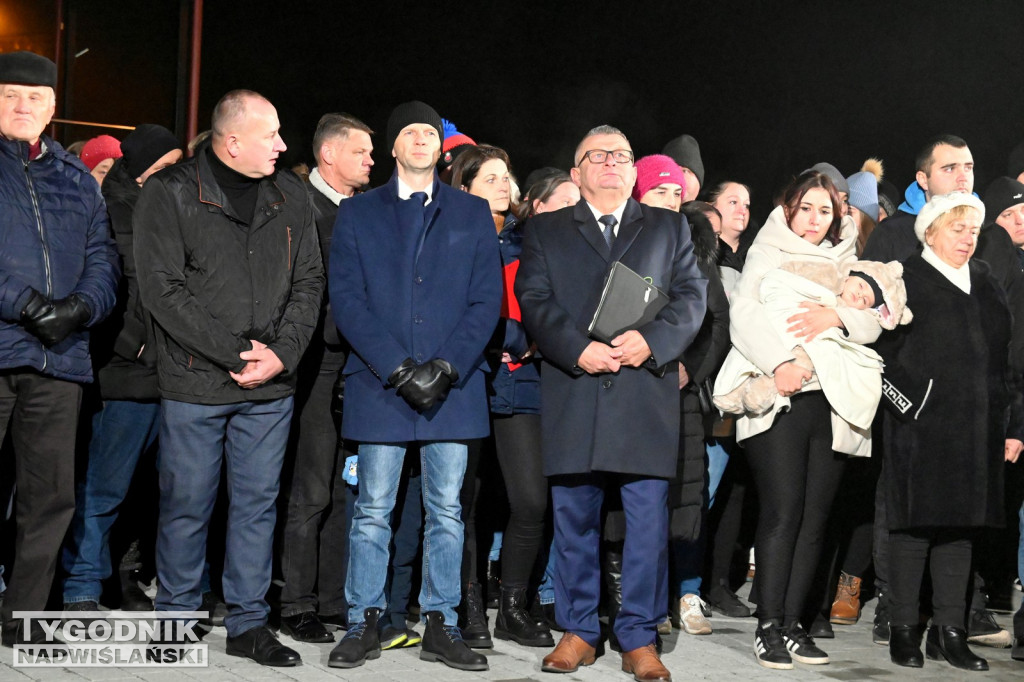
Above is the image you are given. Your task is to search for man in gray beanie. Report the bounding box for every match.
[0,51,119,646]
[328,100,500,672]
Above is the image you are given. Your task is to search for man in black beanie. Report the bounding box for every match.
[662,133,705,202]
[0,50,120,646]
[328,100,500,672]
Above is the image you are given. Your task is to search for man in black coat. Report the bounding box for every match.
[516,125,706,680]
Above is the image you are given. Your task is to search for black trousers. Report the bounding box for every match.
[0,371,81,619]
[744,393,846,624]
[889,529,972,628]
[704,433,751,590]
[493,413,547,588]
[279,353,347,617]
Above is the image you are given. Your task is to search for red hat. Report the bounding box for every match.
[80,135,122,171]
[632,154,686,201]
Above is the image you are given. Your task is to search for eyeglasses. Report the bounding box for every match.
[578,149,634,166]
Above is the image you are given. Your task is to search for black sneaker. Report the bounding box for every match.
[380,625,420,649]
[783,623,829,664]
[966,608,1012,648]
[753,622,793,670]
[199,591,227,627]
[328,607,381,668]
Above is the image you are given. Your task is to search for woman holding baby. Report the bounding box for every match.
[727,170,888,670]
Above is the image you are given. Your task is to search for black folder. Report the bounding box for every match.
[587,261,669,344]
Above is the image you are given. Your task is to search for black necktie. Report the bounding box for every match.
[598,214,617,248]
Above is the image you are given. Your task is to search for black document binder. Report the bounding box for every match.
[587,261,669,344]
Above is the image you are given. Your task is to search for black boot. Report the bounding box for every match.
[420,611,488,671]
[872,592,890,645]
[889,625,923,668]
[119,567,154,611]
[458,582,492,648]
[328,607,381,668]
[494,586,554,647]
[485,560,501,609]
[603,546,623,651]
[925,624,988,671]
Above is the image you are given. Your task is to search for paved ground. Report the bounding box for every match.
[1,583,1022,681]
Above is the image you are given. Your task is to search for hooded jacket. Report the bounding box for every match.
[0,134,120,382]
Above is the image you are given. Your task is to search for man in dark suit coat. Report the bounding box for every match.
[328,101,501,672]
[516,125,706,681]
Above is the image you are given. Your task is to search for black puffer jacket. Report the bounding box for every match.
[670,213,731,538]
[0,135,120,382]
[133,150,324,404]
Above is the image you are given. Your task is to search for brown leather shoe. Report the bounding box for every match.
[621,643,671,681]
[541,632,597,673]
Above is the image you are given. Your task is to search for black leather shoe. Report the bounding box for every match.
[1012,635,1024,661]
[807,613,834,639]
[494,586,553,647]
[2,618,63,648]
[329,607,381,668]
[199,591,227,627]
[420,610,488,671]
[280,611,334,643]
[458,582,492,648]
[925,625,988,671]
[707,581,752,618]
[889,625,923,668]
[318,612,348,630]
[225,625,301,667]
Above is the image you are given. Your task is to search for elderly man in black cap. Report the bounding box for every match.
[0,51,119,645]
[327,100,501,671]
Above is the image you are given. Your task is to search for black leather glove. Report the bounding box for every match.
[391,358,458,413]
[23,294,91,347]
[20,288,53,323]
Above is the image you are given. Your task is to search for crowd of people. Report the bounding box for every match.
[2,48,1024,681]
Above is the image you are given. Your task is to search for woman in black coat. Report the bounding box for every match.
[874,193,1024,672]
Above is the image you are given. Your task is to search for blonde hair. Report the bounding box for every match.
[924,204,982,242]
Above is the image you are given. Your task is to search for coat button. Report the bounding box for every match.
[415,353,424,362]
[602,380,612,389]
[413,315,423,324]
[414,276,423,284]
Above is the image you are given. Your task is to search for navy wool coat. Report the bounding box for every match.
[330,173,502,442]
[515,199,707,478]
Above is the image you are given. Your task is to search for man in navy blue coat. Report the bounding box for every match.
[328,101,501,672]
[516,125,706,681]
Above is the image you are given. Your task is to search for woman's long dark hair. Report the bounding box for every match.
[449,144,518,216]
[780,171,843,246]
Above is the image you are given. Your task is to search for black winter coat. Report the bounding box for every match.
[134,150,324,404]
[874,254,1024,529]
[93,159,159,400]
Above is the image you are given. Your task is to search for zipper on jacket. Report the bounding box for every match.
[23,160,53,297]
[286,226,292,270]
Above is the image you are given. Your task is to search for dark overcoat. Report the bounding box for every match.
[330,173,502,442]
[515,199,707,478]
[874,254,1024,530]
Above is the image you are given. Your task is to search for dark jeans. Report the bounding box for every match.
[0,371,81,620]
[279,357,347,618]
[744,393,846,624]
[889,529,972,627]
[155,397,293,637]
[63,400,160,603]
[493,414,547,588]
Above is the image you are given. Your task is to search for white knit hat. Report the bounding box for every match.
[914,192,985,243]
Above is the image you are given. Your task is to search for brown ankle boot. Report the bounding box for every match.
[829,572,862,625]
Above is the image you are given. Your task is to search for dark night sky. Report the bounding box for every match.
[29,0,1024,224]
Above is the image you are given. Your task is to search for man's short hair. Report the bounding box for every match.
[574,125,630,166]
[915,134,969,175]
[312,113,373,165]
[211,89,267,140]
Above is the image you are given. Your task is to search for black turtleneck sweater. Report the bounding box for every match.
[206,147,261,225]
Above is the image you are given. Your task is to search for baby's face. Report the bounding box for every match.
[840,275,876,309]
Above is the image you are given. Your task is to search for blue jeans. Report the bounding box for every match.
[63,400,160,603]
[347,441,466,626]
[155,398,292,638]
[538,545,556,605]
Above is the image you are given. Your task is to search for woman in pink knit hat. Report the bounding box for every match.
[79,134,122,186]
[632,154,686,212]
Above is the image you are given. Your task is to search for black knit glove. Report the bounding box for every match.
[23,294,91,347]
[390,358,458,412]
